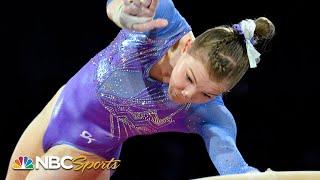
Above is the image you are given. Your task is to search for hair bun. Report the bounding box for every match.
[254,17,275,42]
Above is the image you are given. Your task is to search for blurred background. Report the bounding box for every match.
[2,0,320,179]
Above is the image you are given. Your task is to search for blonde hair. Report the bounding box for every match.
[189,17,275,90]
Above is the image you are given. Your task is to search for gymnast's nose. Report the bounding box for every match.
[181,86,196,100]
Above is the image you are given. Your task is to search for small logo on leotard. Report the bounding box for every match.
[80,130,96,144]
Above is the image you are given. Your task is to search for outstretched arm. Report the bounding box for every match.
[189,97,259,175]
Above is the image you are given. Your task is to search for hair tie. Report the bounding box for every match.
[232,24,257,45]
[232,20,260,68]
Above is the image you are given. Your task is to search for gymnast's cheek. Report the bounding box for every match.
[169,71,187,90]
[190,94,212,104]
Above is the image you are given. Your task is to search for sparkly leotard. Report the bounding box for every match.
[43,0,257,175]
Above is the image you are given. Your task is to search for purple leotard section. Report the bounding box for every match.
[42,29,193,159]
[43,0,257,175]
[43,0,193,160]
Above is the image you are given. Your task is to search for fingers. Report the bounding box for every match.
[120,12,153,29]
[123,4,140,15]
[123,0,154,17]
[132,18,168,32]
[123,0,132,5]
[148,0,159,12]
[120,0,165,32]
[132,0,141,6]
[123,5,153,17]
[138,6,153,17]
[140,0,152,8]
[124,0,151,7]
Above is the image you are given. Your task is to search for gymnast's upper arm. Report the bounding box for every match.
[204,104,237,139]
[188,96,237,139]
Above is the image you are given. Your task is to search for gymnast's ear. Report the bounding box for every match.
[182,38,193,53]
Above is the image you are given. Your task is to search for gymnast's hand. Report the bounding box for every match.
[119,0,168,32]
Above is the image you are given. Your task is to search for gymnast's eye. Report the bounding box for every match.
[186,73,193,83]
[202,93,212,98]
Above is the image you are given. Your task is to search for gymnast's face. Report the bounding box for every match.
[168,51,227,104]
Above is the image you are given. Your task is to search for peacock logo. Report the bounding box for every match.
[12,156,34,170]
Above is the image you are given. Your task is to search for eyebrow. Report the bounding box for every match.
[188,67,220,97]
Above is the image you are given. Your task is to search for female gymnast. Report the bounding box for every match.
[6,0,275,179]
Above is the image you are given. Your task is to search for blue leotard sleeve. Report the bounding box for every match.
[148,0,190,39]
[188,96,259,175]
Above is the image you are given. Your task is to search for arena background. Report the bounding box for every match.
[2,0,319,179]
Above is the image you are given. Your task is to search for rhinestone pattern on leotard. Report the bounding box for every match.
[92,30,191,139]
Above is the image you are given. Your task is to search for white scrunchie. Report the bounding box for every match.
[239,19,261,68]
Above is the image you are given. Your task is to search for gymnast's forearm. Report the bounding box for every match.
[202,125,259,175]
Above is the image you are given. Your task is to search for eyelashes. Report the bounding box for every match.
[203,93,211,98]
[185,73,213,99]
[185,73,193,83]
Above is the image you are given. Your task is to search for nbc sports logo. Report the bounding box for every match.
[12,156,73,170]
[12,156,34,170]
[11,155,121,172]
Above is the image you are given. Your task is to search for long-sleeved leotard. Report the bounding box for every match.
[43,0,257,175]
